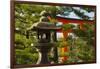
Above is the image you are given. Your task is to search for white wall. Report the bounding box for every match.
[0,0,100,69]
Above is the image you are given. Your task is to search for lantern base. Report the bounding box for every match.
[35,43,54,64]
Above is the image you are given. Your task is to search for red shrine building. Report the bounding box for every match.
[55,15,95,63]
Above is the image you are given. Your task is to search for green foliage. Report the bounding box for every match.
[16,49,38,64]
[74,38,95,61]
[15,3,59,64]
[65,23,95,63]
[62,24,75,31]
[73,23,95,45]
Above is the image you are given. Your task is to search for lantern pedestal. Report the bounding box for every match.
[37,51,50,64]
[36,42,54,64]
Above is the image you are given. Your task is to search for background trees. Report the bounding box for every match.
[15,4,58,64]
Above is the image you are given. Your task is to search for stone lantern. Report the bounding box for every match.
[34,22,61,64]
[26,10,61,64]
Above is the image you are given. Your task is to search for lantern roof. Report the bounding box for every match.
[36,22,61,30]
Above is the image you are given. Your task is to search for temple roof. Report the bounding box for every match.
[56,7,95,21]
